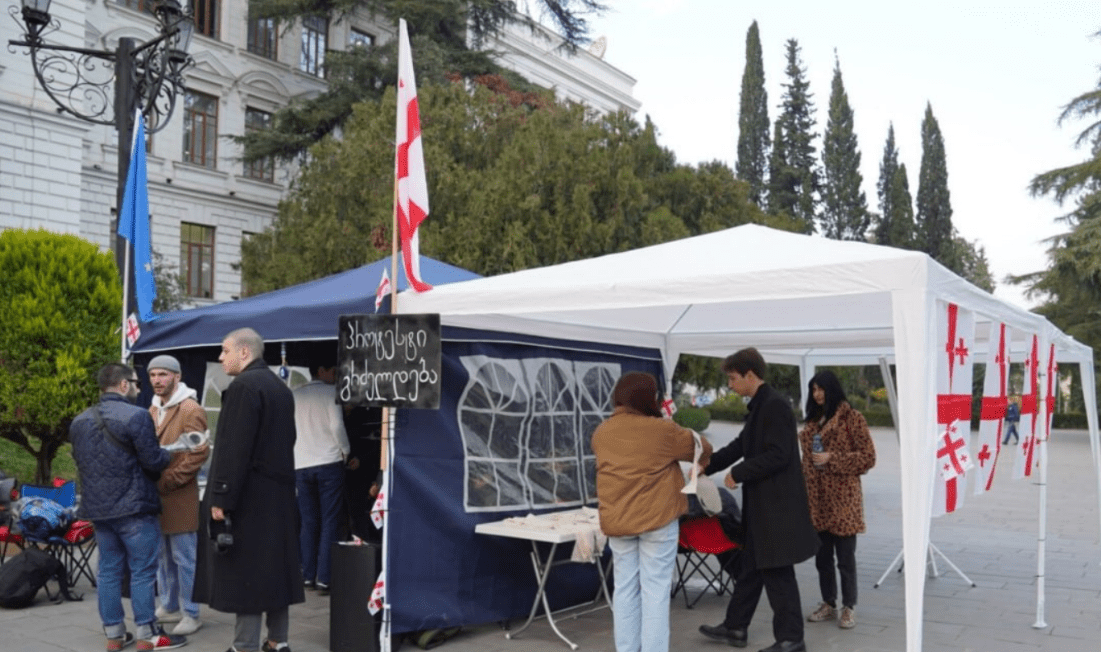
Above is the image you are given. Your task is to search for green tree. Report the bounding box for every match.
[943,232,995,292]
[152,249,188,313]
[820,54,869,240]
[239,0,607,163]
[0,230,122,482]
[736,21,770,207]
[241,79,775,292]
[875,124,913,247]
[770,38,819,233]
[915,103,953,261]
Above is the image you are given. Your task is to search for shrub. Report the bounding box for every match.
[673,406,711,432]
[1052,412,1088,429]
[707,393,748,422]
[862,408,895,428]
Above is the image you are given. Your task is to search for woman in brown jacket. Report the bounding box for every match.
[592,372,711,652]
[799,370,876,631]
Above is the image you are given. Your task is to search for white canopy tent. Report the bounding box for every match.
[398,224,1100,651]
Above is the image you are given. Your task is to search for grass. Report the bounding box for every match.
[0,437,78,486]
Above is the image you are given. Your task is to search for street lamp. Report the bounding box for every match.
[8,0,194,309]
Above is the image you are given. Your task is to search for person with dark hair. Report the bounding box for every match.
[194,328,305,652]
[699,348,819,652]
[799,370,876,630]
[71,362,186,651]
[591,371,711,652]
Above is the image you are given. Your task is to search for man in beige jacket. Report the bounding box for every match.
[147,355,209,635]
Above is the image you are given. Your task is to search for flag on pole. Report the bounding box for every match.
[974,322,1010,495]
[932,302,975,516]
[124,313,142,349]
[116,109,157,321]
[395,18,432,293]
[1040,342,1057,442]
[367,573,385,615]
[374,268,391,311]
[1014,335,1042,479]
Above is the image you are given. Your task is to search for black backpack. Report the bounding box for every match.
[0,548,82,608]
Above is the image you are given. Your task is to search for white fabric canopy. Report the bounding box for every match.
[398,224,1099,651]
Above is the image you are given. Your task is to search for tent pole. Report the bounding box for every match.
[1032,361,1049,629]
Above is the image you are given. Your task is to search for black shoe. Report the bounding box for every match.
[261,641,292,652]
[758,641,806,652]
[699,623,748,647]
[316,582,330,596]
[303,579,315,590]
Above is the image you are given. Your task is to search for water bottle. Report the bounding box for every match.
[812,433,824,469]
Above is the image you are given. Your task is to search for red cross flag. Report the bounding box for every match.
[933,302,975,516]
[368,573,385,615]
[124,312,142,349]
[661,395,677,419]
[1041,342,1057,443]
[974,322,1010,495]
[374,268,391,311]
[1013,335,1042,480]
[395,18,432,293]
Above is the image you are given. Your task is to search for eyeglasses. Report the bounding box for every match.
[128,378,141,388]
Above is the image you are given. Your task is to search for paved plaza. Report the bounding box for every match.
[4,425,1100,652]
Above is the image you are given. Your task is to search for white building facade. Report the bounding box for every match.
[0,0,638,305]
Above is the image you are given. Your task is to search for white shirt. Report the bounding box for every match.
[292,380,350,469]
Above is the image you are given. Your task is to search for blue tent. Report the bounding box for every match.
[131,256,480,352]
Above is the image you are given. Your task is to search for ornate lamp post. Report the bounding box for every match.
[8,0,194,303]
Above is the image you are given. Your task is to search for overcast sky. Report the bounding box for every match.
[580,1,1099,309]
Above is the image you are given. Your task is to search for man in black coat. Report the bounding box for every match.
[699,348,819,652]
[194,328,305,652]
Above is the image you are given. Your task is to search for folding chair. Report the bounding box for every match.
[671,516,740,609]
[0,476,23,565]
[17,481,98,588]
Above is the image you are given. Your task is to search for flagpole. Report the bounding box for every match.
[120,244,131,362]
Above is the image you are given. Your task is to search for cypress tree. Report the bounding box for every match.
[915,103,953,261]
[887,163,915,248]
[875,124,900,245]
[773,38,819,233]
[767,121,794,216]
[820,54,868,240]
[736,21,770,207]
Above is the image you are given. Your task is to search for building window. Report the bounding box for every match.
[180,222,215,299]
[191,0,219,39]
[117,0,156,14]
[300,15,327,77]
[183,90,218,168]
[349,29,374,49]
[243,108,274,182]
[248,15,277,59]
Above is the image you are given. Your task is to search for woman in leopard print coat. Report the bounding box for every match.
[799,370,876,629]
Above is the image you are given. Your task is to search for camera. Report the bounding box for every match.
[214,513,234,554]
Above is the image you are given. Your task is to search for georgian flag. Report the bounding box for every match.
[374,268,391,311]
[367,573,385,615]
[661,395,677,419]
[370,471,387,529]
[1013,335,1042,479]
[932,302,975,516]
[1041,342,1057,443]
[395,18,432,293]
[974,322,1011,495]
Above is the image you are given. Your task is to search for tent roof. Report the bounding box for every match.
[131,255,480,352]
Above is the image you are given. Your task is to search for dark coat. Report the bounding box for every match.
[705,384,819,569]
[70,393,172,521]
[193,359,305,614]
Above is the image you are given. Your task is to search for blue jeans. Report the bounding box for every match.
[296,461,345,585]
[94,514,161,639]
[607,518,678,652]
[158,531,199,618]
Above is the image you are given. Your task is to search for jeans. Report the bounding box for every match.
[1003,421,1020,444]
[234,607,289,652]
[158,531,200,618]
[815,531,858,608]
[296,461,345,585]
[94,514,162,640]
[607,518,678,652]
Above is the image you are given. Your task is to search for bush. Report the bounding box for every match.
[707,393,748,422]
[1052,412,1088,429]
[673,406,711,432]
[862,408,895,428]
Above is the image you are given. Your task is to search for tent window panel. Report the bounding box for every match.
[528,416,552,458]
[583,457,597,502]
[552,413,578,458]
[489,415,524,459]
[527,459,582,505]
[579,413,602,456]
[460,411,493,457]
[531,362,575,413]
[494,461,526,508]
[467,461,498,507]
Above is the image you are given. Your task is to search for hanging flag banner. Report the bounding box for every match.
[1040,342,1057,443]
[117,109,157,321]
[932,301,975,516]
[395,18,432,293]
[124,312,142,349]
[661,395,677,419]
[374,268,392,311]
[974,322,1010,495]
[1014,335,1042,479]
[368,573,386,615]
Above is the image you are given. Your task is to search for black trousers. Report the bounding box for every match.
[723,556,803,643]
[815,531,858,608]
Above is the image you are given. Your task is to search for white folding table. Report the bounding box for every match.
[475,507,612,650]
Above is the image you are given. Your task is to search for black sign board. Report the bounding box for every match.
[337,313,441,409]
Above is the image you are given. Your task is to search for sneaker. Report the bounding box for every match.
[155,606,182,623]
[838,606,856,629]
[137,626,187,651]
[315,582,330,596]
[107,632,135,651]
[172,615,202,636]
[261,641,292,652]
[303,579,316,590]
[807,601,836,622]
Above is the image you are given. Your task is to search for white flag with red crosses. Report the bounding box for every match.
[932,302,975,516]
[367,573,385,615]
[974,322,1011,495]
[1013,335,1043,480]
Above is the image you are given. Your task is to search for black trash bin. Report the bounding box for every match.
[330,542,382,652]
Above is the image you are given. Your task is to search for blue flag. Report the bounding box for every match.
[116,110,156,321]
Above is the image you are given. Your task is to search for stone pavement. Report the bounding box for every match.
[4,425,1100,652]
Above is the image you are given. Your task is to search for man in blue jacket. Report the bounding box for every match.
[70,362,186,652]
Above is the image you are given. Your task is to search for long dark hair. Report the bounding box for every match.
[612,372,663,418]
[804,369,847,423]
